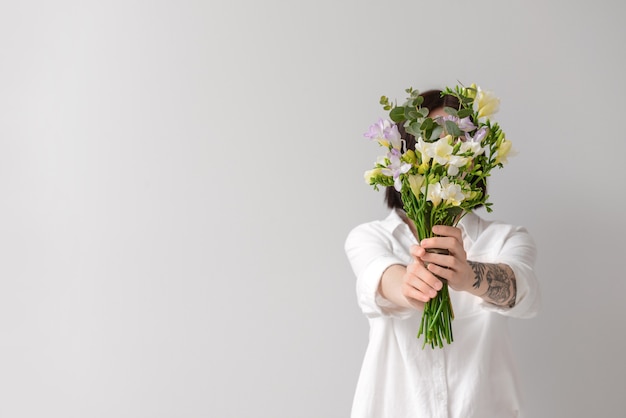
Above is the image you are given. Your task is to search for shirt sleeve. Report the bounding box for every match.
[344,223,414,319]
[471,222,541,319]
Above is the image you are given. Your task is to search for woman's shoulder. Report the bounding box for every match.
[345,210,405,244]
[460,211,533,246]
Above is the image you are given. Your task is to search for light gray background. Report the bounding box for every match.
[1,1,624,417]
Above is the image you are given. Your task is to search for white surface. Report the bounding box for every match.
[0,1,624,417]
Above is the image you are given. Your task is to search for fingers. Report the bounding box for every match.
[431,225,462,241]
[416,226,467,260]
[402,258,443,303]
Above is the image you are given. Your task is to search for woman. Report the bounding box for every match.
[344,90,541,417]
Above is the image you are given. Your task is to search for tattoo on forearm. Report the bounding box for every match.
[468,261,517,308]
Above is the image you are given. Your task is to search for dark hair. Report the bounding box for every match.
[384,89,487,209]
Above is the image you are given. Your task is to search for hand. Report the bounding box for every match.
[410,225,476,293]
[401,255,443,305]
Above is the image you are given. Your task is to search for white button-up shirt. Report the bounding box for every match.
[345,210,540,418]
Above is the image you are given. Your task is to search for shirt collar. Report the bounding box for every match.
[381,209,409,233]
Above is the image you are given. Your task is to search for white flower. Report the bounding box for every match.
[459,141,484,156]
[421,182,443,207]
[473,87,500,120]
[446,155,469,176]
[440,177,466,206]
[415,137,432,164]
[427,136,454,166]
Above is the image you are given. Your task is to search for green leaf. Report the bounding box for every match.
[406,108,420,120]
[428,126,443,141]
[405,122,421,137]
[420,117,433,131]
[444,120,462,137]
[444,106,458,116]
[457,108,472,118]
[419,108,429,117]
[389,106,406,123]
[445,206,463,218]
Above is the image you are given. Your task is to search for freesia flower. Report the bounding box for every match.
[415,137,432,165]
[404,149,417,164]
[364,118,403,149]
[495,138,515,164]
[428,136,454,166]
[440,177,466,206]
[438,115,476,132]
[381,149,412,191]
[465,126,488,143]
[461,127,487,155]
[474,87,500,119]
[364,118,391,141]
[421,181,443,207]
[364,167,383,184]
[446,155,469,176]
[408,174,425,198]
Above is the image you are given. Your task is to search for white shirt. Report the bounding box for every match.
[344,210,540,418]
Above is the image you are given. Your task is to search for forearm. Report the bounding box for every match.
[467,261,517,308]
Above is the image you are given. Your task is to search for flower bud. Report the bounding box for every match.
[495,139,513,165]
[408,174,425,197]
[364,168,382,184]
[418,161,429,174]
[465,83,477,99]
[403,149,417,164]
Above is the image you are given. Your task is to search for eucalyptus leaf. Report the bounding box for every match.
[405,122,421,137]
[420,118,433,131]
[390,106,406,123]
[406,108,420,120]
[444,120,462,137]
[429,126,443,140]
[457,108,472,118]
[444,106,458,116]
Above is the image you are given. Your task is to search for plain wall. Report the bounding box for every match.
[1,0,625,417]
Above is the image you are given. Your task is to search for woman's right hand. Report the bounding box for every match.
[402,251,444,305]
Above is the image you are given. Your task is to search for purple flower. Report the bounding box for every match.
[461,127,488,156]
[381,149,411,191]
[364,118,389,140]
[464,126,488,143]
[436,115,476,133]
[364,118,403,149]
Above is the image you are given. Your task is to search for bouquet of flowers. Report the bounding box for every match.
[363,83,514,348]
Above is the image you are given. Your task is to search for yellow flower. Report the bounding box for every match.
[417,162,429,174]
[408,174,425,197]
[474,87,500,119]
[364,168,382,184]
[403,149,417,164]
[495,139,513,165]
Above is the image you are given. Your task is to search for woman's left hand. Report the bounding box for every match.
[410,225,476,293]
